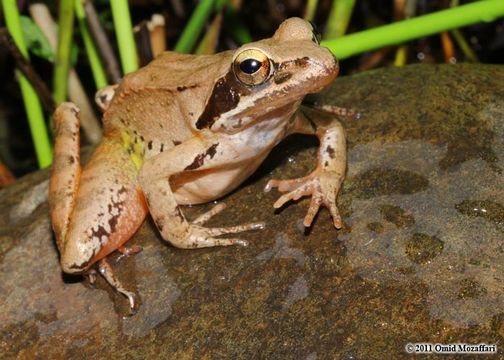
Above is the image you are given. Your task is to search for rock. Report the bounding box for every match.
[0,64,502,358]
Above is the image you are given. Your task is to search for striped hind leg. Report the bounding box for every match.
[49,103,82,248]
[49,103,148,310]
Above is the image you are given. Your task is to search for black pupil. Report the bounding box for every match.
[240,59,261,74]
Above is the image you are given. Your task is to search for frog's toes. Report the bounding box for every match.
[271,180,315,209]
[190,233,249,248]
[95,84,118,112]
[304,191,342,229]
[196,206,265,233]
[264,177,308,193]
[98,259,139,312]
[269,175,343,229]
[87,269,98,285]
[204,222,265,236]
[316,104,363,120]
[124,292,139,316]
[182,222,265,249]
[184,203,265,248]
[116,244,143,263]
[327,199,343,229]
[192,202,228,225]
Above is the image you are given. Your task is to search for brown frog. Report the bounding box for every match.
[49,17,346,311]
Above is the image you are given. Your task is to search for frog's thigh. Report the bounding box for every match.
[60,140,148,273]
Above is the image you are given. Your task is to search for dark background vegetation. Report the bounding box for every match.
[0,0,502,178]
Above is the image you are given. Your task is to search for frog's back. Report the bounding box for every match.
[121,51,232,89]
[101,51,233,151]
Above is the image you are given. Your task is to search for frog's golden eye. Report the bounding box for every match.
[233,49,271,86]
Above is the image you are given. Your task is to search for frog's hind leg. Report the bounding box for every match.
[49,103,82,247]
[49,104,148,308]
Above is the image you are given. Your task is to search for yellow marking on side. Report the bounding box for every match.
[131,153,144,170]
[120,130,144,170]
[120,131,132,150]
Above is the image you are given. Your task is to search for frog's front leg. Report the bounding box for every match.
[138,136,264,248]
[265,106,346,229]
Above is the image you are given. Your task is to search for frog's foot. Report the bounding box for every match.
[172,203,265,249]
[265,171,343,229]
[116,244,143,263]
[87,269,98,285]
[98,258,138,314]
[315,104,363,120]
[192,202,228,225]
[95,84,118,112]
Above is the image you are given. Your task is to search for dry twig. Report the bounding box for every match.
[29,3,102,144]
[0,28,56,113]
[83,0,121,83]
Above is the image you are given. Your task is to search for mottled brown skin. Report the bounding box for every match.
[48,18,346,309]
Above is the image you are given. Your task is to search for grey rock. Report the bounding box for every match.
[0,64,502,359]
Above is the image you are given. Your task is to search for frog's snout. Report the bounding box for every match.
[329,53,339,77]
[315,49,339,87]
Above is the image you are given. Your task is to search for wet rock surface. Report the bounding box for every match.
[1,64,503,359]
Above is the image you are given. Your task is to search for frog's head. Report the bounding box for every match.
[196,17,338,133]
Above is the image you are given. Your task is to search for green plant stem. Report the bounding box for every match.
[215,0,227,11]
[2,0,52,168]
[394,45,407,66]
[449,0,478,62]
[174,0,215,53]
[324,0,356,39]
[322,0,504,59]
[195,13,222,54]
[110,0,138,74]
[304,0,319,22]
[74,0,107,89]
[222,3,252,44]
[53,0,75,104]
[451,29,478,62]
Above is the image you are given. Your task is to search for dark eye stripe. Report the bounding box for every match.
[196,71,251,129]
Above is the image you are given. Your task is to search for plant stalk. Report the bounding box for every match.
[74,0,108,89]
[322,0,504,59]
[324,0,356,39]
[110,0,138,74]
[53,0,75,103]
[1,0,52,168]
[304,0,319,22]
[174,0,215,53]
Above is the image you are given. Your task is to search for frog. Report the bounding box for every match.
[48,17,347,311]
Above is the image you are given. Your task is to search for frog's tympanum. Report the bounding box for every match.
[49,18,346,311]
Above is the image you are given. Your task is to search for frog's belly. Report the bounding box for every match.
[170,114,290,204]
[172,157,264,205]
